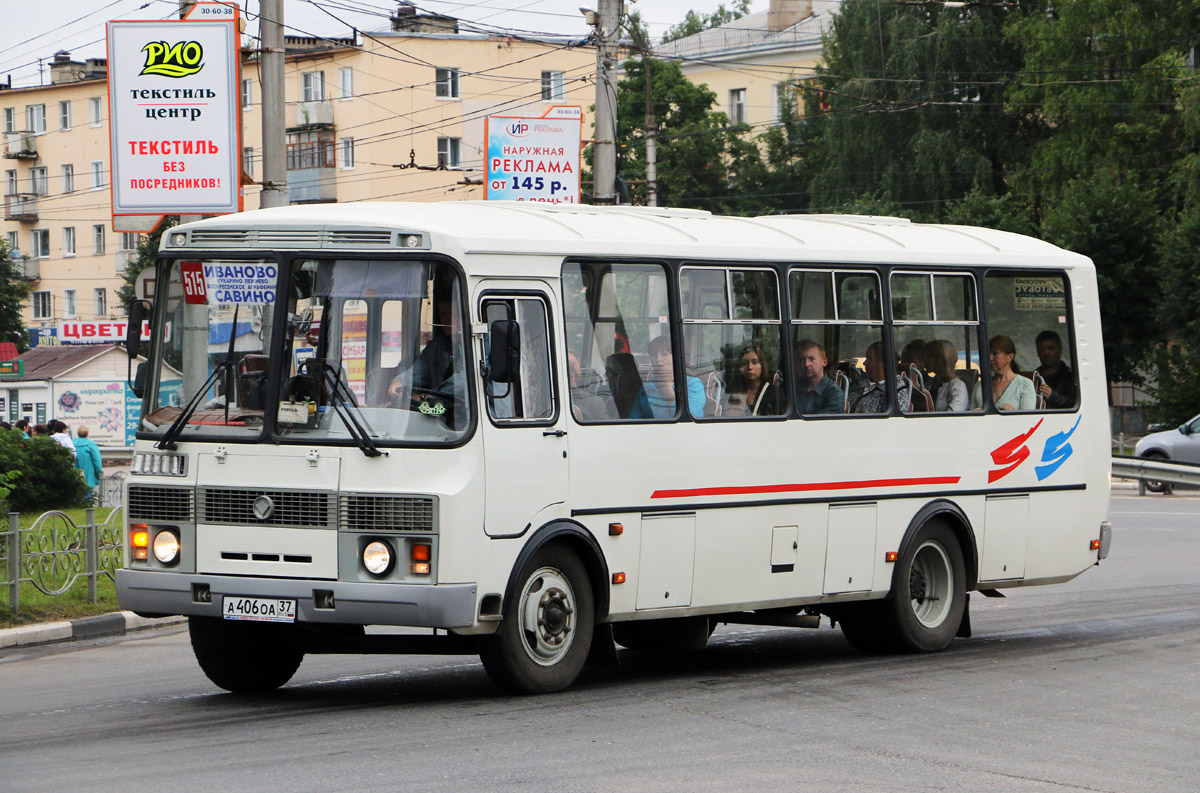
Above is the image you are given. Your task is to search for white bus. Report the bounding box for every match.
[117,202,1112,694]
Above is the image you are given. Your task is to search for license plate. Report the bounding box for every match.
[222,596,296,623]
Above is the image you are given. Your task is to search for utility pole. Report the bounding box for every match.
[258,0,289,208]
[590,0,622,205]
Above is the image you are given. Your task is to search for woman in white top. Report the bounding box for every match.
[48,419,77,457]
[932,339,968,412]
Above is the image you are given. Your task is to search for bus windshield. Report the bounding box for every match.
[139,257,470,446]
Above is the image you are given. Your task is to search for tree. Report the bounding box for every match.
[662,1,752,44]
[0,432,88,512]
[0,238,31,353]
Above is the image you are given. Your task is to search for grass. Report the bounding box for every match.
[0,507,122,629]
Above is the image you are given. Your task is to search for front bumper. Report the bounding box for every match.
[117,569,478,628]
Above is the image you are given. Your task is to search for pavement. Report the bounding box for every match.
[0,479,1158,652]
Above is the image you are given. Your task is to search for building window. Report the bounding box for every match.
[91,161,104,190]
[62,164,74,193]
[241,78,253,109]
[59,100,71,130]
[26,104,46,134]
[93,224,105,255]
[119,232,139,251]
[29,167,47,195]
[32,291,51,319]
[435,67,459,99]
[437,137,461,169]
[5,230,17,255]
[95,288,107,317]
[340,137,354,169]
[302,71,325,102]
[541,71,565,101]
[63,289,77,318]
[3,108,13,134]
[64,226,75,256]
[89,97,102,126]
[728,88,747,125]
[31,229,49,258]
[5,169,15,195]
[242,146,254,178]
[286,130,335,169]
[339,67,353,99]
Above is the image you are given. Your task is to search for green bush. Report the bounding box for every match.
[0,429,88,512]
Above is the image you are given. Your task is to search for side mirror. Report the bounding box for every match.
[131,361,148,399]
[487,319,521,384]
[126,299,151,360]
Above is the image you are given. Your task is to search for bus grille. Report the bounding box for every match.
[199,488,335,528]
[339,494,437,533]
[127,485,194,522]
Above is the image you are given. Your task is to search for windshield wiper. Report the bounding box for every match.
[300,359,385,458]
[157,305,241,451]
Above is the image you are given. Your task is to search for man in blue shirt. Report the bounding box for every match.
[794,339,845,414]
[630,335,705,418]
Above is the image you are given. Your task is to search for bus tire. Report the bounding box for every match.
[480,544,594,694]
[887,521,966,652]
[189,616,304,694]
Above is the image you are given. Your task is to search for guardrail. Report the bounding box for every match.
[1112,455,1200,495]
[1,508,124,612]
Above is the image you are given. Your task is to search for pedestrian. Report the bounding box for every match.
[16,418,31,438]
[73,425,104,502]
[48,419,77,457]
[32,424,48,436]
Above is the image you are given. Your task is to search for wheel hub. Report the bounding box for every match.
[910,568,928,603]
[536,587,572,646]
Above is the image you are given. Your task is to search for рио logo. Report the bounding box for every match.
[507,121,530,137]
[140,41,205,78]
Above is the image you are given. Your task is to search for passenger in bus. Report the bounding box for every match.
[725,343,774,416]
[932,339,969,412]
[849,341,910,414]
[972,334,1036,411]
[1034,330,1076,409]
[628,335,704,418]
[567,350,612,421]
[793,339,845,414]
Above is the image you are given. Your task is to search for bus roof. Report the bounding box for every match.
[163,202,1089,269]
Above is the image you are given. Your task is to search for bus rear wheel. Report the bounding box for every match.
[189,616,304,694]
[480,544,594,694]
[838,522,966,654]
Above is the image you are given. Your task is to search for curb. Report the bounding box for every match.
[0,612,186,650]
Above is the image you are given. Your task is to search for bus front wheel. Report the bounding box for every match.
[189,616,304,694]
[480,544,595,694]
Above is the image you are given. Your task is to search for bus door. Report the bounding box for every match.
[478,287,568,537]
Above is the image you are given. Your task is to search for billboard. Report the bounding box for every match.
[485,106,581,204]
[107,2,242,220]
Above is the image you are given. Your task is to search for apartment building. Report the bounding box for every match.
[655,0,836,130]
[2,7,593,343]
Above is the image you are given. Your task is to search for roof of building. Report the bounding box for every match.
[655,1,838,62]
[7,344,124,383]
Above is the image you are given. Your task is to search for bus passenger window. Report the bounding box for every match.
[562,262,679,421]
[790,269,887,415]
[981,272,1077,412]
[891,272,980,414]
[680,266,785,419]
[483,297,554,423]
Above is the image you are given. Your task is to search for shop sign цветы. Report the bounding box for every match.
[59,320,162,345]
[107,3,241,217]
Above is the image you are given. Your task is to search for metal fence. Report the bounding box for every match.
[1,508,124,612]
[99,470,127,509]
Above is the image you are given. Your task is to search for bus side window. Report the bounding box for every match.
[562,262,675,422]
[482,297,554,422]
[891,271,980,414]
[981,272,1077,412]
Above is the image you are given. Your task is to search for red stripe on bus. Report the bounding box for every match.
[650,476,962,499]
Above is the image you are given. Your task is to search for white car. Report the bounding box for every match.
[1134,413,1200,491]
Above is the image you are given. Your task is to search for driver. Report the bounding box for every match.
[388,284,465,417]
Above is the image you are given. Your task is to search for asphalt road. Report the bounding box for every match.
[1,493,1197,793]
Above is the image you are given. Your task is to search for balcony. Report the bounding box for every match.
[4,193,38,221]
[115,250,138,275]
[287,166,337,203]
[11,253,39,281]
[3,131,38,159]
[292,101,333,129]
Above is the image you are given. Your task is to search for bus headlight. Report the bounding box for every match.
[152,530,180,564]
[362,540,394,576]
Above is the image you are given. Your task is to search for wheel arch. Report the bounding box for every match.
[503,520,610,621]
[894,499,978,592]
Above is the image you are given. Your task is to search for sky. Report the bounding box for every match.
[0,0,770,88]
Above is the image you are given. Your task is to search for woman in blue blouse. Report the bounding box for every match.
[972,334,1036,411]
